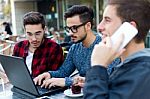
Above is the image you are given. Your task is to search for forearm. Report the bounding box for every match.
[50,50,76,77]
[49,62,75,78]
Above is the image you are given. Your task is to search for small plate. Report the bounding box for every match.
[64,89,83,97]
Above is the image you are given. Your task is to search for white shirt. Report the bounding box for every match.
[25,51,33,74]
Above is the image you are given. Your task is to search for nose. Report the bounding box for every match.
[97,22,105,33]
[67,30,74,36]
[32,35,37,41]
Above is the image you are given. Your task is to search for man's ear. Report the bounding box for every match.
[85,22,92,30]
[130,21,137,28]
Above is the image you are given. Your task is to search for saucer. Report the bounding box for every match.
[64,89,83,97]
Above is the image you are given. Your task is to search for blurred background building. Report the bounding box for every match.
[0,0,11,22]
[0,0,11,33]
[9,0,107,35]
[0,0,149,47]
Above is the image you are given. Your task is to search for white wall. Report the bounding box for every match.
[13,1,37,35]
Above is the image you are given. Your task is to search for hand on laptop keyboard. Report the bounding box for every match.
[40,78,65,89]
[37,85,64,95]
[34,72,51,86]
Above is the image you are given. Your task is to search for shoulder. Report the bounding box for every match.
[43,38,61,48]
[44,38,58,45]
[13,40,28,56]
[69,43,82,51]
[112,56,150,78]
[15,40,28,47]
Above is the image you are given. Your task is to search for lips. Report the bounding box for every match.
[31,41,40,46]
[71,36,77,40]
[32,42,38,44]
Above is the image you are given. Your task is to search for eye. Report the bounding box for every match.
[106,19,111,23]
[35,32,41,35]
[72,26,77,30]
[104,17,111,23]
[27,32,33,36]
[35,31,42,36]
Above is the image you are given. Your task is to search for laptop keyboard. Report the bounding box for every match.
[36,85,63,95]
[36,86,50,94]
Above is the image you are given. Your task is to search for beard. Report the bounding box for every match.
[74,33,87,44]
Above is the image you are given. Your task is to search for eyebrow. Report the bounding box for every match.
[66,24,79,28]
[67,22,83,27]
[26,31,42,34]
[104,16,111,20]
[35,31,42,34]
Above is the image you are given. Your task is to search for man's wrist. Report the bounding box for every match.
[47,72,51,78]
[65,77,73,87]
[43,72,51,78]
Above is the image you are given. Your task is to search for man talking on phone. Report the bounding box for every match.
[84,0,150,99]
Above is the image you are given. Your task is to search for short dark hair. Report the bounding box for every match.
[3,22,8,25]
[108,0,150,43]
[23,11,45,29]
[64,5,94,28]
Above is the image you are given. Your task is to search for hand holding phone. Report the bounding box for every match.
[111,22,138,50]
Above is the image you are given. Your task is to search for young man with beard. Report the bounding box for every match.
[34,5,120,88]
[13,12,64,78]
[84,0,150,99]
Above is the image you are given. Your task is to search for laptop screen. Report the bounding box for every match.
[0,54,65,97]
[0,54,40,96]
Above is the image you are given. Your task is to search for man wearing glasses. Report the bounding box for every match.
[13,12,64,78]
[34,5,120,88]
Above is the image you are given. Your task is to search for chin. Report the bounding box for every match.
[32,44,40,48]
[74,40,82,44]
[71,39,76,43]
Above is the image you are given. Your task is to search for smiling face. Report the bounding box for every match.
[97,5,122,39]
[25,24,45,49]
[66,15,88,43]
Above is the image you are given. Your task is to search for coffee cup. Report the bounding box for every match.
[71,85,81,94]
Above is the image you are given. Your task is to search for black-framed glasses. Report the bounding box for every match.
[64,22,88,33]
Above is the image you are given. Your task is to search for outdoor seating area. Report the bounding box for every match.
[0,0,149,99]
[0,40,12,55]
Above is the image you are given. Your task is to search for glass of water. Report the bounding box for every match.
[0,77,12,98]
[0,77,5,94]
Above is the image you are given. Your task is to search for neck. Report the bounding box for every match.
[121,40,145,61]
[82,31,96,48]
[28,38,44,53]
[29,46,36,53]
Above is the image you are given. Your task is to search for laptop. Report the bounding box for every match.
[0,54,65,97]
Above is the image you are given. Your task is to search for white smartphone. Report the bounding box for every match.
[111,22,138,50]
